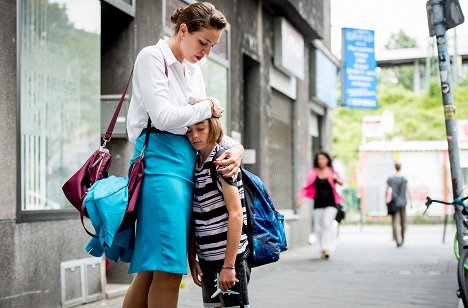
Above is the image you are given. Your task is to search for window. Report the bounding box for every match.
[199,58,229,130]
[19,0,101,213]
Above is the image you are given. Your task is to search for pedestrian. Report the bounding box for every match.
[296,151,344,259]
[386,162,412,247]
[186,117,251,308]
[123,3,244,308]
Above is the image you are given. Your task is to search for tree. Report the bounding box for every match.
[384,29,417,49]
[379,30,418,91]
[332,83,468,166]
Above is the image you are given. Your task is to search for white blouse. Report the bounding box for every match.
[126,39,212,142]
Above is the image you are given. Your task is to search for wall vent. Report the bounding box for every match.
[60,257,106,307]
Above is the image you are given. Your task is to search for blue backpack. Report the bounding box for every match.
[211,149,288,267]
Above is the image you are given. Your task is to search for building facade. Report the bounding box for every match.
[0,0,337,306]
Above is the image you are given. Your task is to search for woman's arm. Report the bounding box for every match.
[136,48,216,129]
[298,169,317,198]
[219,179,243,292]
[332,169,344,186]
[216,136,244,179]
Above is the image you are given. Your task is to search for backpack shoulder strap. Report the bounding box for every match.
[210,148,225,187]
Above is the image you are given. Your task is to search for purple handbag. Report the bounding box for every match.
[62,71,150,237]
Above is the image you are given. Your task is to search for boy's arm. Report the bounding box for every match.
[188,228,203,287]
[219,179,243,291]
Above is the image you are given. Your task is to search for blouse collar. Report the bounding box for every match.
[157,39,197,76]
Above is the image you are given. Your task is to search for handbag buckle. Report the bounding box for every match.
[101,137,111,149]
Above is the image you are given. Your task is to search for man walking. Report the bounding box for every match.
[386,162,412,247]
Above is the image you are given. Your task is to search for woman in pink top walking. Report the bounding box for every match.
[296,151,343,259]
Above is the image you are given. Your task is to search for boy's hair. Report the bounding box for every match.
[207,117,224,144]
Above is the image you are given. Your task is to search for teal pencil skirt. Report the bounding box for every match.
[128,131,196,274]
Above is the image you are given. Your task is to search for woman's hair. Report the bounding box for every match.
[207,117,224,144]
[313,151,333,168]
[170,2,227,34]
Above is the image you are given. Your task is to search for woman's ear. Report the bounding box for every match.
[178,23,188,37]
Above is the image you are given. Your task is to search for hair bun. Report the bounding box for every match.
[170,7,184,24]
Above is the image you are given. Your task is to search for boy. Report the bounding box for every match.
[186,118,251,308]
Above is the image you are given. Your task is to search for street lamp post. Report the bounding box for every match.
[426,0,467,304]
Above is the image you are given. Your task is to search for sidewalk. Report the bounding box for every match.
[85,224,460,307]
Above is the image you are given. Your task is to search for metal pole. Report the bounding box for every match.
[429,0,467,304]
[453,27,459,87]
[431,0,465,210]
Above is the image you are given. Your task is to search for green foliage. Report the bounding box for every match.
[384,29,418,49]
[379,30,418,91]
[378,66,415,90]
[332,83,468,166]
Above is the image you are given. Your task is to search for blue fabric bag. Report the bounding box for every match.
[84,176,135,262]
[211,150,288,267]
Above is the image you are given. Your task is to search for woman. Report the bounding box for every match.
[296,151,343,259]
[123,3,243,308]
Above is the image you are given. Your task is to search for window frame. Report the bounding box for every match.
[102,0,135,17]
[16,0,101,222]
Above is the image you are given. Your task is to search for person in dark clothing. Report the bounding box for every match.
[386,162,412,247]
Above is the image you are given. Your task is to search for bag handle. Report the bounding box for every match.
[103,70,134,144]
[81,200,99,238]
[140,58,168,151]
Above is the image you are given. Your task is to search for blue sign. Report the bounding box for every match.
[314,50,338,108]
[341,28,377,109]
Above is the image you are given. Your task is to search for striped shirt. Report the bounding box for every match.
[193,144,248,262]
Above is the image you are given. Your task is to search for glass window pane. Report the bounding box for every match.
[199,58,229,130]
[20,0,101,211]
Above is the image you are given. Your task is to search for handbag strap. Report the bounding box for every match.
[80,202,99,238]
[140,57,169,152]
[103,55,168,144]
[104,70,134,143]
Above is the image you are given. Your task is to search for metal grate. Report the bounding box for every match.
[86,261,103,300]
[268,90,294,210]
[64,266,83,303]
[61,257,105,307]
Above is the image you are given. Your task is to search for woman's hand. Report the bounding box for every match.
[207,96,224,118]
[214,144,244,179]
[332,173,343,186]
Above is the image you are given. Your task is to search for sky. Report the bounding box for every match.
[330,0,468,57]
